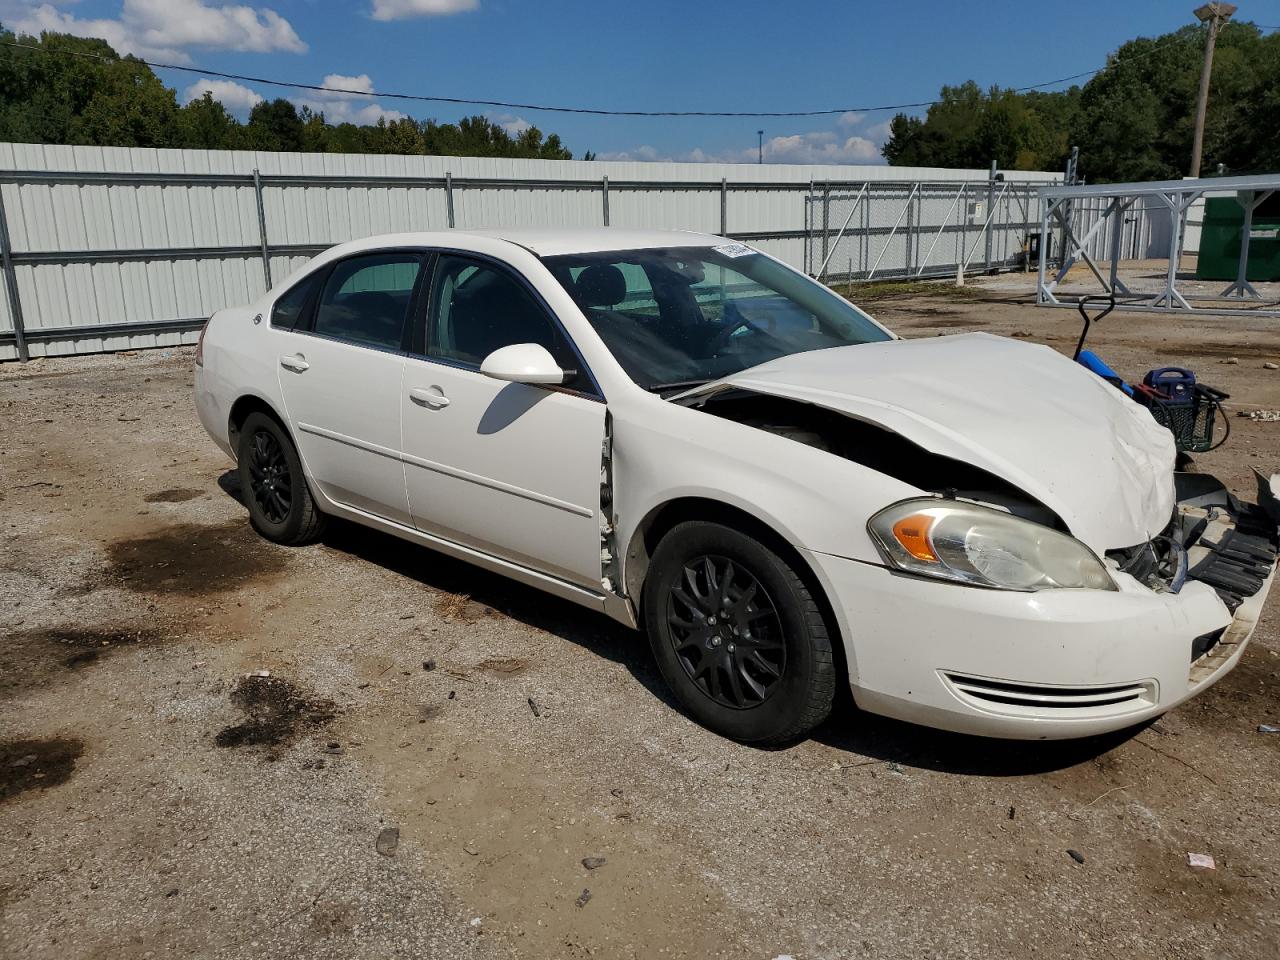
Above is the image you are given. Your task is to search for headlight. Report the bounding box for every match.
[868,499,1116,591]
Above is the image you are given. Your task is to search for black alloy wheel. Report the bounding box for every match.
[667,555,786,709]
[644,520,836,745]
[246,427,292,524]
[236,411,326,545]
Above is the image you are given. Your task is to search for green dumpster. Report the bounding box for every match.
[1196,193,1280,282]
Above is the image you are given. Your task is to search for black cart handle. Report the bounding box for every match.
[1073,295,1117,362]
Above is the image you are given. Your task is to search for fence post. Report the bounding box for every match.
[720,178,727,236]
[984,160,997,272]
[821,181,830,271]
[445,172,456,228]
[0,182,29,362]
[602,176,610,227]
[252,169,272,291]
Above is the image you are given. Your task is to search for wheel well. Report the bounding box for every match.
[228,395,288,455]
[623,498,848,679]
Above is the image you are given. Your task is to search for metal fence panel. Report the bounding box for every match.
[0,143,1060,360]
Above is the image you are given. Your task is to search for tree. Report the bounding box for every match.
[178,93,240,149]
[245,98,305,152]
[0,23,578,160]
[882,20,1276,182]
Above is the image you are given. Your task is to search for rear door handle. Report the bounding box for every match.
[280,354,310,373]
[409,386,450,409]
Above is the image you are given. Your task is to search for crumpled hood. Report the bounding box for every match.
[678,333,1177,552]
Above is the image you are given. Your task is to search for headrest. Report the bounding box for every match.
[575,263,627,307]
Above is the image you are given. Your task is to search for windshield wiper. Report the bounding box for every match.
[646,378,712,395]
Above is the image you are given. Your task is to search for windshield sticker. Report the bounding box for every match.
[711,242,754,259]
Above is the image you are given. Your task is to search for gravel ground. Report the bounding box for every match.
[2,277,1278,959]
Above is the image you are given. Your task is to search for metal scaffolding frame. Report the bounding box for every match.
[1037,172,1280,318]
[805,177,1040,284]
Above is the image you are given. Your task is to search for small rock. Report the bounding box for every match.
[1265,361,1279,370]
[448,690,456,700]
[423,659,436,671]
[1223,357,1239,364]
[581,856,607,870]
[469,917,482,927]
[165,887,179,898]
[324,742,343,755]
[1067,849,1085,865]
[575,888,592,908]
[376,827,400,857]
[1187,852,1216,870]
[463,842,479,856]
[527,697,541,717]
[1258,724,1280,734]
[1007,806,1016,820]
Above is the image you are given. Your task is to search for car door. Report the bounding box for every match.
[275,250,427,527]
[401,252,607,589]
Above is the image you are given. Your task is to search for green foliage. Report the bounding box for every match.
[884,21,1277,182]
[0,25,575,159]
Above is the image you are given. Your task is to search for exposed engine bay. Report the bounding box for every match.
[690,389,1065,529]
[692,389,1280,612]
[1111,471,1280,609]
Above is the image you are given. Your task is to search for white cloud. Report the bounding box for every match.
[370,0,478,20]
[759,132,880,164]
[864,119,893,144]
[490,112,532,136]
[599,131,882,166]
[12,0,306,63]
[836,111,865,128]
[318,73,377,97]
[291,73,404,125]
[183,77,263,114]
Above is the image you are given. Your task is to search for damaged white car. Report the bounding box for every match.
[194,228,1280,744]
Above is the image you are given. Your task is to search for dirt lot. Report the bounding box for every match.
[2,278,1279,960]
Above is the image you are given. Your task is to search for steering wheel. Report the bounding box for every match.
[703,305,771,355]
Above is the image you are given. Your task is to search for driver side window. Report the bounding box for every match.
[426,256,575,370]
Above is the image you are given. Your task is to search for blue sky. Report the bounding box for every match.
[5,0,1278,163]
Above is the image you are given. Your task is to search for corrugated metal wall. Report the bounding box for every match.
[0,143,1061,360]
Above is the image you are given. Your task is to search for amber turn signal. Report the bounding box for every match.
[892,513,938,562]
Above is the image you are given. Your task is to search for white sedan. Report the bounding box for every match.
[194,228,1279,744]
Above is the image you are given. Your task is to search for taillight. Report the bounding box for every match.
[195,320,208,367]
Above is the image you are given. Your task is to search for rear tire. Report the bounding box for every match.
[642,521,836,745]
[237,411,326,545]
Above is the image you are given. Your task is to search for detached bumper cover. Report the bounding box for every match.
[809,472,1279,740]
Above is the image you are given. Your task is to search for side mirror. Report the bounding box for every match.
[479,343,569,385]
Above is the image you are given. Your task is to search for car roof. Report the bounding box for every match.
[455,227,726,257]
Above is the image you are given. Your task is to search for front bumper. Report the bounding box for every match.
[807,474,1279,740]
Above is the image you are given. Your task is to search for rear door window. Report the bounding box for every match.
[313,253,423,351]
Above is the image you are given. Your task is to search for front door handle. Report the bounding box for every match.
[409,386,450,409]
[279,354,310,373]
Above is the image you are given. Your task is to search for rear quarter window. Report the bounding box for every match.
[270,275,319,330]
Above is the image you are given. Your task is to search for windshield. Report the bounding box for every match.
[543,245,891,391]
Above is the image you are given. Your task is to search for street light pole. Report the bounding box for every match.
[757,130,764,164]
[1190,2,1235,179]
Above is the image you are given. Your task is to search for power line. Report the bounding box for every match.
[0,26,1210,120]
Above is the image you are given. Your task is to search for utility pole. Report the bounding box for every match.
[757,130,764,164]
[1190,2,1235,179]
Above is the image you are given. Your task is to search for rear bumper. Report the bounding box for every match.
[806,476,1278,740]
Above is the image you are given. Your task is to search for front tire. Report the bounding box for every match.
[237,412,326,545]
[643,521,836,745]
